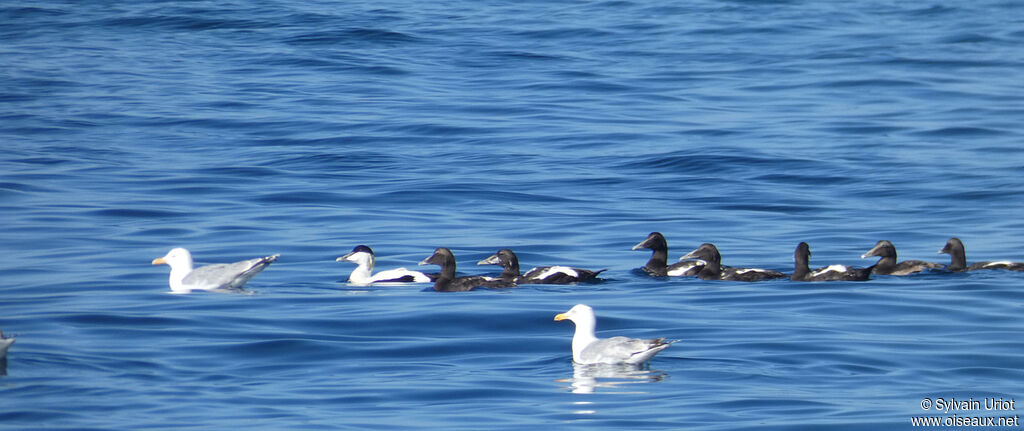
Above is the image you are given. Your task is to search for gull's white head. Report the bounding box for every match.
[152,247,194,270]
[152,248,196,293]
[554,304,596,326]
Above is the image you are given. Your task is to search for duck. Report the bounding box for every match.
[554,304,674,365]
[336,245,435,285]
[477,249,606,284]
[679,243,786,281]
[939,237,1024,272]
[418,247,516,292]
[791,242,871,281]
[631,232,704,277]
[861,240,942,275]
[152,247,278,293]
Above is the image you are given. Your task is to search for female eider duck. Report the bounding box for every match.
[336,245,434,285]
[631,232,704,277]
[554,304,674,365]
[152,247,278,294]
[861,240,942,275]
[679,243,786,281]
[791,242,871,281]
[477,249,606,284]
[419,247,516,292]
[939,237,1024,272]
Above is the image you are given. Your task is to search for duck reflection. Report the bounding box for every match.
[559,362,667,394]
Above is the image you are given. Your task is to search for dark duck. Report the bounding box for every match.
[861,240,942,275]
[679,243,786,281]
[418,247,516,292]
[631,232,704,277]
[791,242,871,281]
[939,237,1024,272]
[477,248,606,284]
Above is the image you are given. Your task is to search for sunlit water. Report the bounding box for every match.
[2,1,1023,429]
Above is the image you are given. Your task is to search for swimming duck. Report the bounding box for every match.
[861,240,942,275]
[418,247,516,292]
[477,249,606,284]
[939,238,1024,272]
[336,245,434,285]
[554,304,674,365]
[152,248,278,293]
[679,243,786,281]
[791,242,871,281]
[631,232,704,277]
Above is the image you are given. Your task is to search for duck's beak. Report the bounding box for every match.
[477,254,500,265]
[336,251,355,262]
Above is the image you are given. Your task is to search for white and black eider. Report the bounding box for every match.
[419,247,516,292]
[679,243,786,281]
[631,232,704,277]
[939,237,1024,272]
[791,242,871,282]
[336,245,435,285]
[861,240,942,275]
[477,248,606,284]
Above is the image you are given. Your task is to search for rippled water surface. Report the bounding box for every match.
[2,1,1024,429]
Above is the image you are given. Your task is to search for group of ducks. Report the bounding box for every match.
[3,233,1021,369]
[4,233,1019,372]
[148,232,1024,294]
[141,232,1024,366]
[634,232,1024,281]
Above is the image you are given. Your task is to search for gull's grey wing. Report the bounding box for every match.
[183,255,279,290]
[580,336,672,364]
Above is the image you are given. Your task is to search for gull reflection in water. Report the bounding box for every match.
[558,362,667,394]
[0,330,14,377]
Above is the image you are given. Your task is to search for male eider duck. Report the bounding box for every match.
[861,240,942,275]
[554,304,674,365]
[791,242,871,281]
[336,245,435,285]
[679,243,786,281]
[419,247,516,292]
[939,237,1024,272]
[152,248,278,294]
[631,232,704,277]
[477,249,606,284]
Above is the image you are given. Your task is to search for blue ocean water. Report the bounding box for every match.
[2,0,1024,429]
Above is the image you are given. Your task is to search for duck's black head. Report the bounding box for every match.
[351,245,374,255]
[940,237,967,270]
[419,247,457,275]
[681,243,722,264]
[478,249,520,276]
[794,242,812,263]
[632,232,668,251]
[861,240,897,260]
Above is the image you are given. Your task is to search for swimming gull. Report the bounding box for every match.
[152,247,278,294]
[554,304,674,365]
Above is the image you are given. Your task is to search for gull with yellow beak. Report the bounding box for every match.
[152,247,279,294]
[554,304,674,365]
